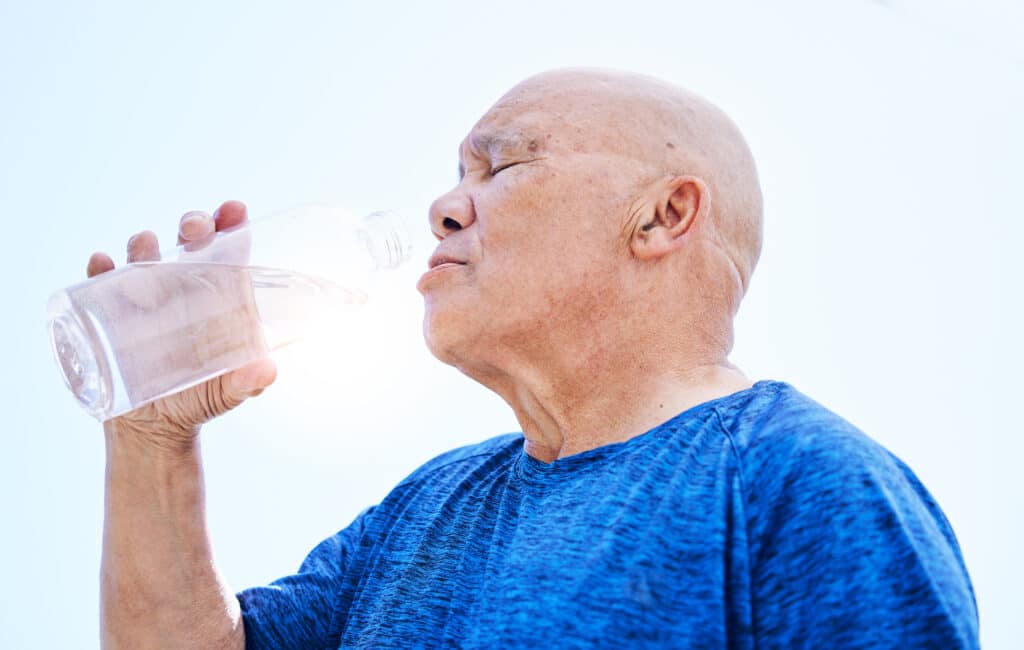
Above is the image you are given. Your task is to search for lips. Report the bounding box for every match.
[427,252,467,270]
[418,251,468,293]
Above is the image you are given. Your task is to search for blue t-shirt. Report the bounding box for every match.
[237,380,978,648]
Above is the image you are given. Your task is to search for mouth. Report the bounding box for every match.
[418,253,468,293]
[427,253,467,270]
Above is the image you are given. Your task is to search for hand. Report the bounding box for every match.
[88,200,277,450]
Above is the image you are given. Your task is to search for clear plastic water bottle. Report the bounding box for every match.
[46,205,412,421]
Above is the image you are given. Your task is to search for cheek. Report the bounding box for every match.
[474,163,623,314]
[477,244,612,335]
[478,172,575,264]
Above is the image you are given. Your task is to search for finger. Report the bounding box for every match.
[217,358,278,412]
[126,230,161,263]
[213,200,248,232]
[87,252,115,278]
[177,210,215,245]
[177,201,251,264]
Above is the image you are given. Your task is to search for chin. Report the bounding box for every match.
[423,302,499,374]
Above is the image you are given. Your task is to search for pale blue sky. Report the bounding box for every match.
[2,1,1021,647]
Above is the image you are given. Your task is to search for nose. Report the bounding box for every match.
[428,189,476,240]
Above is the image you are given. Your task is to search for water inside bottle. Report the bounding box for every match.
[49,261,367,420]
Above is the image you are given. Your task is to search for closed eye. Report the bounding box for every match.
[489,161,520,176]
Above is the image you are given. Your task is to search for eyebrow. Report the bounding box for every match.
[458,130,538,181]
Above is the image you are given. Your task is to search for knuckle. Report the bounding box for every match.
[202,380,220,420]
[208,375,240,417]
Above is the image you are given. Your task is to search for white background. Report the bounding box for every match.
[1,0,1020,647]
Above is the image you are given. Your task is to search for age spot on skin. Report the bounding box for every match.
[528,139,539,153]
[666,142,676,149]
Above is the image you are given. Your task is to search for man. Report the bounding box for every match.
[90,69,978,648]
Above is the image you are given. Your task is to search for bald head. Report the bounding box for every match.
[494,68,764,300]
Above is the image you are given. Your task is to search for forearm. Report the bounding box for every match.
[101,420,244,649]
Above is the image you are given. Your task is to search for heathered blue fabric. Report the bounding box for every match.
[237,380,979,648]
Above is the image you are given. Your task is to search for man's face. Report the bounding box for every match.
[418,86,646,372]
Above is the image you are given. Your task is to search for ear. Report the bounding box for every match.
[629,176,710,260]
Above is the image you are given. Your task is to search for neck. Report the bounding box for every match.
[482,350,754,463]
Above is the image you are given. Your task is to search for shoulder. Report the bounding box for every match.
[722,382,978,646]
[717,380,900,488]
[714,380,961,556]
[718,380,971,585]
[393,432,524,491]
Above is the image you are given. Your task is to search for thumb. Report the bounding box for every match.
[221,358,278,408]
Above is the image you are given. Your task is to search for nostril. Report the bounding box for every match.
[442,217,462,231]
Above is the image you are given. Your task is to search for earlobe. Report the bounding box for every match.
[630,176,709,261]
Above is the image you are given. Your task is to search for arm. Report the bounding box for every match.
[91,201,276,648]
[743,424,978,648]
[102,421,243,649]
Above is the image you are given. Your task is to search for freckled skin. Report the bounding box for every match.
[421,68,763,462]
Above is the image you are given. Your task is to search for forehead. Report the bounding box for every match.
[460,105,552,157]
[458,76,632,161]
[461,78,583,149]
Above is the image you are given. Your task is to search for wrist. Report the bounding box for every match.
[104,417,200,464]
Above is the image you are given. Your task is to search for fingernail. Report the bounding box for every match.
[180,214,210,240]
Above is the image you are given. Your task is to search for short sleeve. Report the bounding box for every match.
[236,505,377,650]
[742,427,979,649]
